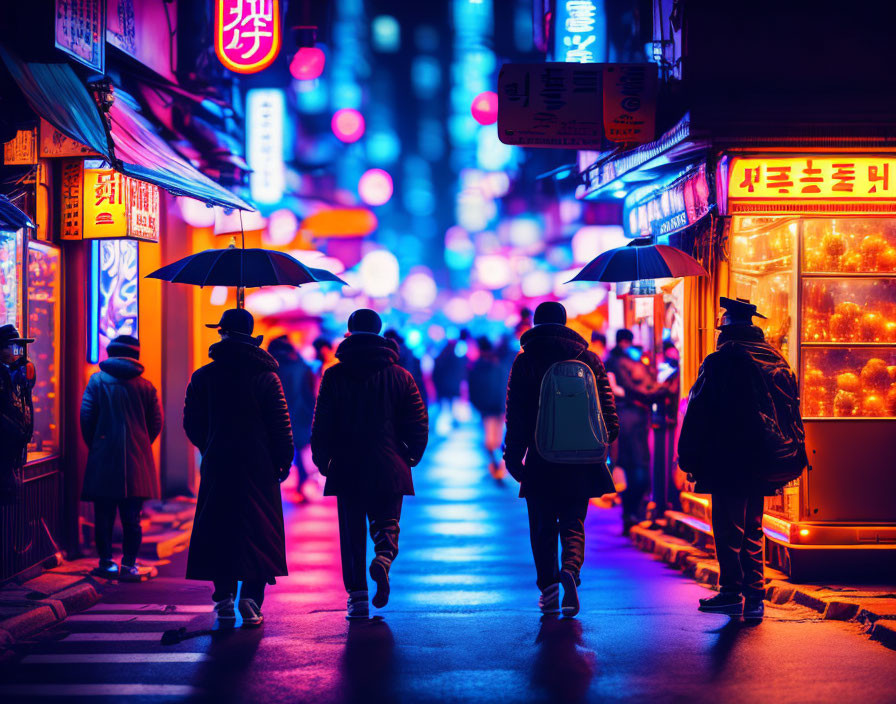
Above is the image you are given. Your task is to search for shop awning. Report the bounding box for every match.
[0,195,35,230]
[0,48,252,211]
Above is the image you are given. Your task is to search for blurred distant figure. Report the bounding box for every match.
[312,309,429,620]
[514,307,533,340]
[468,336,508,479]
[184,309,294,628]
[605,329,666,535]
[589,331,607,361]
[385,329,428,407]
[268,335,317,501]
[80,335,162,581]
[432,340,466,431]
[313,337,338,393]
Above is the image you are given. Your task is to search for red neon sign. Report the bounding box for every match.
[215,0,281,74]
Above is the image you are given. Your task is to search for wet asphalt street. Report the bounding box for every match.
[1,424,895,703]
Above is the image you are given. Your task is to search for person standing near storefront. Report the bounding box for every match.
[678,298,807,620]
[605,329,666,535]
[504,302,619,617]
[311,309,429,620]
[0,324,34,506]
[184,309,294,628]
[80,335,162,580]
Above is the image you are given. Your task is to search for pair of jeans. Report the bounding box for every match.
[711,492,765,600]
[212,579,267,607]
[94,498,144,565]
[526,495,589,591]
[337,494,403,593]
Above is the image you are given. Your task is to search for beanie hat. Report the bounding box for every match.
[107,334,140,360]
[534,301,567,326]
[347,308,382,334]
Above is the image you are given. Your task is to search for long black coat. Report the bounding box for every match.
[311,333,429,497]
[678,325,808,496]
[183,339,294,582]
[0,360,33,505]
[80,357,163,500]
[269,347,316,447]
[468,353,507,417]
[504,324,620,499]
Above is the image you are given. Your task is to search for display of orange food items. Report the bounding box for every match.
[833,389,858,417]
[840,252,862,272]
[863,394,886,416]
[836,372,861,393]
[861,358,890,391]
[822,232,847,258]
[859,312,886,341]
[880,247,896,271]
[860,234,887,269]
[887,385,896,416]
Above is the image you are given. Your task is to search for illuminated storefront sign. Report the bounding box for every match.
[728,157,896,214]
[61,162,160,242]
[247,89,286,205]
[626,164,711,238]
[553,0,605,63]
[215,0,281,74]
[54,0,105,73]
[2,128,38,165]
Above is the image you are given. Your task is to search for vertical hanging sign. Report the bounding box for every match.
[247,89,286,204]
[54,0,106,73]
[215,0,281,74]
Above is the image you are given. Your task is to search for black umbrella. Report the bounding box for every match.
[568,237,708,283]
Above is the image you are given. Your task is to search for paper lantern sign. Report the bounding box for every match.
[61,161,159,242]
[215,0,282,74]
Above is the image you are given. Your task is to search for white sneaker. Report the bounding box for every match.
[214,598,236,626]
[347,590,369,620]
[238,598,264,627]
[539,583,561,615]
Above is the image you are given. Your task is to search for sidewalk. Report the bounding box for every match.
[0,496,195,657]
[630,521,896,650]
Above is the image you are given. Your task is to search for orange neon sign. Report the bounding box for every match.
[215,0,281,75]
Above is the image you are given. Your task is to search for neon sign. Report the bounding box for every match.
[247,89,285,205]
[215,0,281,74]
[553,0,605,63]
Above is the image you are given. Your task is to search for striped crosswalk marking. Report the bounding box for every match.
[22,653,208,664]
[66,614,193,622]
[85,603,213,613]
[0,684,200,697]
[63,632,166,642]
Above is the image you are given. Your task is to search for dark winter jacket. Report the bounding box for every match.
[504,324,620,499]
[468,353,508,417]
[183,339,294,582]
[605,346,664,412]
[432,342,466,400]
[269,346,316,447]
[311,333,429,497]
[80,357,162,500]
[0,359,34,504]
[678,325,808,496]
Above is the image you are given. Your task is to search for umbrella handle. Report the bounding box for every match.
[237,286,245,309]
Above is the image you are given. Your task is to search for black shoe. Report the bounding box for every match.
[698,592,743,614]
[560,569,580,618]
[370,558,391,609]
[743,599,765,620]
[92,559,119,578]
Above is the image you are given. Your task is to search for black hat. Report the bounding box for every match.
[718,297,767,326]
[107,334,140,360]
[534,301,567,325]
[347,309,382,334]
[0,324,34,347]
[206,308,261,345]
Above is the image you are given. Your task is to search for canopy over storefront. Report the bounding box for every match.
[0,194,35,230]
[0,47,253,211]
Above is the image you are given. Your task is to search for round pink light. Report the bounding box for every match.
[290,47,326,81]
[331,108,366,143]
[358,169,393,206]
[471,91,499,125]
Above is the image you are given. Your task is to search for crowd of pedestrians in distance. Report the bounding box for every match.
[57,292,806,627]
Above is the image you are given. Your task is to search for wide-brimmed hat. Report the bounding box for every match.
[0,324,34,347]
[718,297,767,327]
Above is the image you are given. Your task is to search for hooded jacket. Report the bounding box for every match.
[311,333,429,496]
[80,357,162,500]
[678,325,808,495]
[504,324,620,499]
[183,339,293,581]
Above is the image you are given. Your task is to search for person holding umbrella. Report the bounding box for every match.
[183,308,294,627]
[0,324,34,506]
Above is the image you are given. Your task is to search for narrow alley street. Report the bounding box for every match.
[1,425,894,703]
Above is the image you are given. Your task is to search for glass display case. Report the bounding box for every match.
[0,228,22,328]
[26,241,60,461]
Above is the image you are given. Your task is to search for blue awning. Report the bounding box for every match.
[0,195,35,230]
[0,47,253,211]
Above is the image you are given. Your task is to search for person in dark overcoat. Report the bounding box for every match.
[0,324,34,506]
[432,339,466,430]
[679,297,807,620]
[80,335,162,580]
[504,302,619,617]
[183,309,294,627]
[468,336,508,478]
[311,309,428,619]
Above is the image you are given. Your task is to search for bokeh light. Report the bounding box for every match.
[264,209,298,246]
[290,47,326,80]
[331,108,366,143]
[178,198,216,228]
[372,15,401,52]
[358,169,394,206]
[402,268,438,309]
[475,254,513,290]
[471,91,498,125]
[359,249,400,297]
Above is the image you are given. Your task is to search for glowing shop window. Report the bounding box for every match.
[0,228,22,329]
[90,240,139,364]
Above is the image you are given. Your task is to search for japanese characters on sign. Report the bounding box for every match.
[39,120,99,158]
[247,89,286,204]
[553,0,604,64]
[215,0,281,74]
[602,64,657,145]
[60,160,84,241]
[728,157,896,214]
[54,0,105,73]
[2,129,38,166]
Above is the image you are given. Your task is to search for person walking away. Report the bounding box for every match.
[385,329,429,408]
[589,331,607,361]
[268,335,316,502]
[432,340,466,433]
[505,302,619,617]
[80,335,162,580]
[0,325,34,507]
[678,298,807,620]
[605,329,666,535]
[313,337,338,394]
[468,336,508,479]
[184,309,294,628]
[311,309,428,620]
